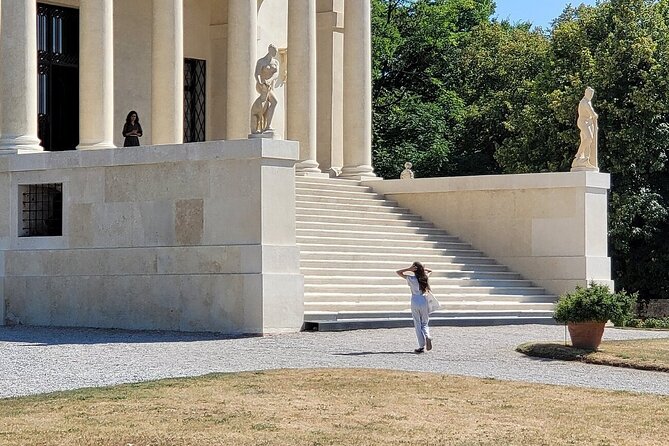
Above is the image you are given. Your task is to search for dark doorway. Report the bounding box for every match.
[37,3,79,151]
[184,58,206,143]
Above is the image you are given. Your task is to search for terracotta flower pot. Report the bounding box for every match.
[567,322,606,349]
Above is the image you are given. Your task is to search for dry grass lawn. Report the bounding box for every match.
[517,338,669,372]
[1,368,668,445]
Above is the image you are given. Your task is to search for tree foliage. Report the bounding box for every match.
[372,0,669,299]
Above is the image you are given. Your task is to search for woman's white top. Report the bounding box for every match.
[406,275,423,296]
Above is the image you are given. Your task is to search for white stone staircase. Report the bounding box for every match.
[296,176,557,331]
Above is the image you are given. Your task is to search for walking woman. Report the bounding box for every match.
[397,262,433,353]
[122,110,143,147]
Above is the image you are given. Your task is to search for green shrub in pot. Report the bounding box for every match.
[553,283,637,326]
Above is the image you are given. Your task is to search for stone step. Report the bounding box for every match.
[296,225,460,242]
[296,194,398,207]
[296,209,426,222]
[297,236,471,250]
[296,219,436,231]
[304,284,546,295]
[296,187,383,200]
[304,309,555,322]
[304,293,555,303]
[295,177,365,190]
[300,267,521,279]
[304,301,555,312]
[296,200,411,214]
[300,259,508,271]
[304,287,557,305]
[298,249,492,262]
[302,314,557,331]
[303,276,534,287]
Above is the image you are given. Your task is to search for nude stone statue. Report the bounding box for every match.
[250,44,279,134]
[571,87,599,171]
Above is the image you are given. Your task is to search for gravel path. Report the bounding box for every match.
[1,324,668,398]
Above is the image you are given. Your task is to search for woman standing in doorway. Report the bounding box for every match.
[396,262,433,353]
[122,110,143,147]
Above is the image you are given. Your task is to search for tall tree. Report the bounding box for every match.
[496,0,669,298]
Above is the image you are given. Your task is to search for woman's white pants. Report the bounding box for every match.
[411,294,430,348]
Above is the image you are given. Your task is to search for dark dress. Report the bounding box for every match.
[122,122,143,147]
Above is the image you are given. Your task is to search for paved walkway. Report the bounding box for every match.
[1,324,668,398]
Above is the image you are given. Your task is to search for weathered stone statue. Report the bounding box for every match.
[250,44,280,135]
[400,162,414,179]
[571,87,599,171]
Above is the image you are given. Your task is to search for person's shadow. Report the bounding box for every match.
[333,351,416,356]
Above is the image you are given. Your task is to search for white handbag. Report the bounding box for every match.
[426,291,441,314]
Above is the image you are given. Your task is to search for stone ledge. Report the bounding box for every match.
[364,171,610,194]
[0,139,300,172]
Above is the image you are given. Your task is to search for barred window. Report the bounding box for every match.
[20,184,63,237]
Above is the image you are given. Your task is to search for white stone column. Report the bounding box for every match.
[340,0,375,179]
[0,0,42,154]
[152,0,184,145]
[288,0,321,175]
[77,0,115,150]
[226,0,257,140]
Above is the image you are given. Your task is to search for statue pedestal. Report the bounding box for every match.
[570,166,599,172]
[248,130,280,140]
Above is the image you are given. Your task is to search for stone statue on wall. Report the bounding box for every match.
[571,87,599,171]
[400,162,414,179]
[250,44,280,136]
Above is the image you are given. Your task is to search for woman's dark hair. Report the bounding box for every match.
[413,261,430,294]
[125,110,139,124]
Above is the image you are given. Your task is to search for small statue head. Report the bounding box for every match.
[268,44,278,57]
[404,162,413,169]
[585,86,595,100]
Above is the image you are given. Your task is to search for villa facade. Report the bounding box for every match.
[0,1,613,334]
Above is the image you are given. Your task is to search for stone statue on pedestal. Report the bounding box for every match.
[571,87,599,171]
[400,162,414,179]
[250,44,280,136]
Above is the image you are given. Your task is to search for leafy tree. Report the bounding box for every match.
[371,0,669,299]
[496,0,669,298]
[372,0,495,178]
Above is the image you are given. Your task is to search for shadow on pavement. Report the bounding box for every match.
[333,351,416,356]
[0,325,252,346]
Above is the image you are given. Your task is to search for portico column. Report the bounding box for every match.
[340,0,375,179]
[77,0,115,150]
[152,0,184,144]
[0,0,42,154]
[226,0,257,139]
[288,0,320,175]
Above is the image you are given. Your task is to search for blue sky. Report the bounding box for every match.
[493,0,599,29]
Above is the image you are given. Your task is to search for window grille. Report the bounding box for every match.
[20,184,63,237]
[184,58,206,143]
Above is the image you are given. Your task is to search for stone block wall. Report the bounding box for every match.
[0,139,303,334]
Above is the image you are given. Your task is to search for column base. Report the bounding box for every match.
[295,159,327,177]
[0,135,42,153]
[77,141,116,150]
[339,164,376,180]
